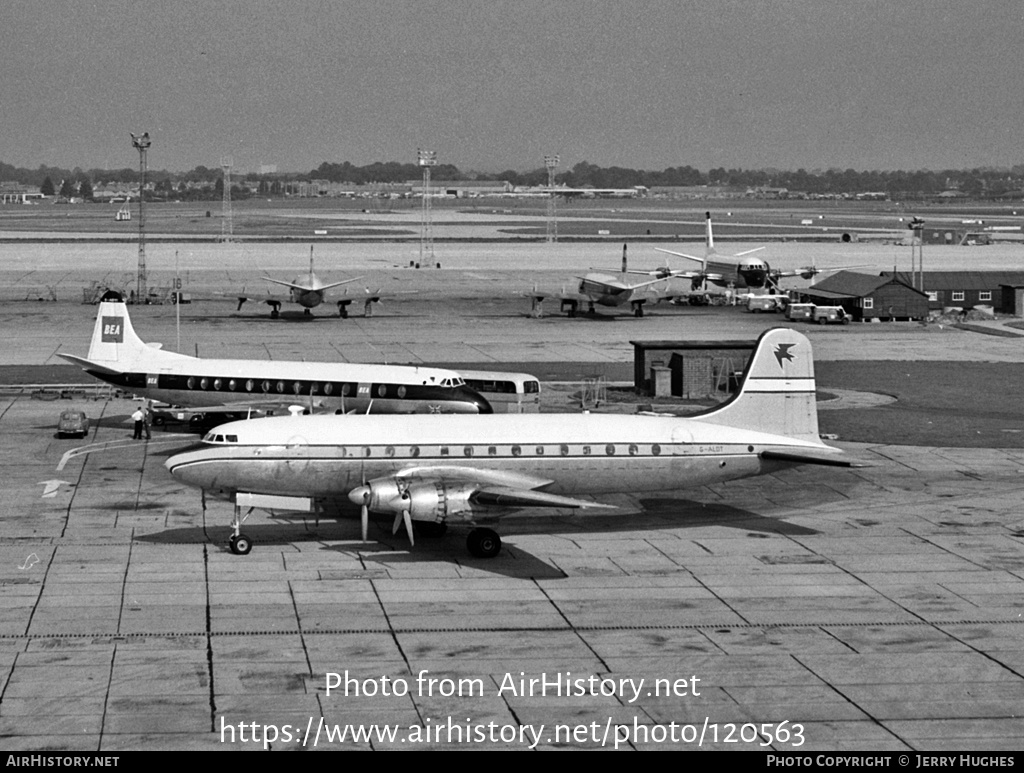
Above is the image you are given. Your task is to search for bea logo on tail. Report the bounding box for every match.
[101,317,124,343]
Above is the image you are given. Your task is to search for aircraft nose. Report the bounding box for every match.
[164,447,214,486]
[459,385,493,414]
[348,485,370,506]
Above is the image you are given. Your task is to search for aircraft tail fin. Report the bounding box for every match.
[76,291,188,370]
[697,327,822,444]
[704,211,716,257]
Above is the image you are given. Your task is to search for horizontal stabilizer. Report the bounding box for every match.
[56,353,123,376]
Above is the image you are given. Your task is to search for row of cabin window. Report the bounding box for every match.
[207,438,663,456]
[184,376,405,398]
[260,442,665,457]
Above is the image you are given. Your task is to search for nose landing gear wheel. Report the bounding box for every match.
[229,534,253,555]
[466,528,501,558]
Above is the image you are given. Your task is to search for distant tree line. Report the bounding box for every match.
[5,159,1024,200]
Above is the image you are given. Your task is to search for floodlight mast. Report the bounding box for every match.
[908,217,925,291]
[220,156,234,242]
[130,132,151,303]
[418,149,437,265]
[545,154,560,243]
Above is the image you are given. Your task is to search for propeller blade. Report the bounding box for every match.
[390,510,415,546]
[361,502,369,542]
[402,510,415,546]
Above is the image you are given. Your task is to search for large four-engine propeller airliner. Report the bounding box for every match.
[237,247,378,318]
[59,292,491,417]
[638,213,864,302]
[166,327,850,557]
[636,212,771,296]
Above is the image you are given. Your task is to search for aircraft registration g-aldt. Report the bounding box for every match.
[526,244,681,318]
[166,327,851,557]
[58,291,491,416]
[237,246,380,318]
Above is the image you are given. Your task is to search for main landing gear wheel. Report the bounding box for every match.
[466,528,501,558]
[229,534,253,555]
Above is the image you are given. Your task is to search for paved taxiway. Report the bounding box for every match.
[1,240,1023,750]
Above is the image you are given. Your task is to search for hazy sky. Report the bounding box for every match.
[2,0,1022,174]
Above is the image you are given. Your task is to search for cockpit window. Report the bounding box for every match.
[203,432,237,444]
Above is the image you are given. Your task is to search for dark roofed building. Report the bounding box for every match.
[803,271,929,321]
[882,271,1024,313]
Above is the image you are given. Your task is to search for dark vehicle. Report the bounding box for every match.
[151,404,273,431]
[57,410,90,438]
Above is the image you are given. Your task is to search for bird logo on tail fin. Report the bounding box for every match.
[773,343,795,368]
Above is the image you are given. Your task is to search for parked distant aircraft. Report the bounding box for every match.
[526,245,680,317]
[237,247,375,318]
[59,292,491,416]
[639,212,770,295]
[165,327,850,557]
[639,213,861,302]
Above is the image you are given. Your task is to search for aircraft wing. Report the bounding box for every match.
[390,465,615,510]
[624,267,703,280]
[236,291,288,311]
[471,486,615,509]
[760,448,855,468]
[574,275,668,292]
[641,286,697,305]
[311,277,365,292]
[772,264,871,280]
[654,247,705,263]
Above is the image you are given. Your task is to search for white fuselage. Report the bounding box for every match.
[166,412,833,502]
[96,356,491,414]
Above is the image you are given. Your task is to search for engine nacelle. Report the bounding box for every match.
[353,478,480,523]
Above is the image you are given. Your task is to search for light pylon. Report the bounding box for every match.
[220,156,234,243]
[418,149,437,265]
[545,154,560,243]
[130,132,151,303]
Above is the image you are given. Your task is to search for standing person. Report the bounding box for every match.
[131,406,145,440]
[143,406,152,440]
